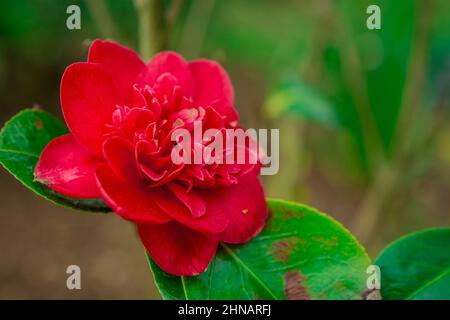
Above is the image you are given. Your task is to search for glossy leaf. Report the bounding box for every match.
[0,109,110,212]
[148,199,371,300]
[375,228,450,300]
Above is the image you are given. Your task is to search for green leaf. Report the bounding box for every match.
[147,199,371,300]
[0,109,110,212]
[332,0,419,158]
[375,228,450,300]
[264,78,339,126]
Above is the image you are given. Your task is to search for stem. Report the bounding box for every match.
[86,0,120,40]
[134,0,167,60]
[166,0,185,49]
[266,1,332,201]
[265,118,304,200]
[300,0,333,83]
[351,164,397,244]
[177,0,216,57]
[167,0,184,29]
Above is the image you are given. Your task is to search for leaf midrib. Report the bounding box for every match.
[181,275,189,299]
[220,242,278,299]
[180,243,278,300]
[0,147,39,158]
[405,267,450,300]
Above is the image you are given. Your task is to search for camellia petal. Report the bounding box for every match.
[35,134,102,198]
[96,164,171,224]
[88,39,145,103]
[151,186,229,235]
[61,62,120,155]
[201,175,268,243]
[102,136,140,182]
[189,59,238,122]
[138,222,218,276]
[168,182,206,218]
[137,51,195,97]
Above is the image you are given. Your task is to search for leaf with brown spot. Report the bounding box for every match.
[149,199,370,299]
[270,237,300,263]
[35,118,44,129]
[312,236,338,246]
[285,271,310,300]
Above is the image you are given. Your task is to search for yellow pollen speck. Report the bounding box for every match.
[173,118,185,127]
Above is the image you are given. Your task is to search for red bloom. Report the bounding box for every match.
[35,40,267,276]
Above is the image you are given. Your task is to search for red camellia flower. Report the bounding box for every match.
[34,40,267,276]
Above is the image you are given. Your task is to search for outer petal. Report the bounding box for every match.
[168,182,206,218]
[35,134,102,198]
[102,136,140,182]
[96,164,171,224]
[137,51,195,97]
[61,62,119,155]
[189,60,238,122]
[200,175,267,243]
[88,39,145,102]
[151,186,229,235]
[138,222,218,276]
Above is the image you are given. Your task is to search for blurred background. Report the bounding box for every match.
[0,0,449,299]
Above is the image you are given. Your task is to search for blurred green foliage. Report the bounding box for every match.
[0,0,449,252]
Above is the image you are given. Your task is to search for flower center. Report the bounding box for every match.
[102,73,257,190]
